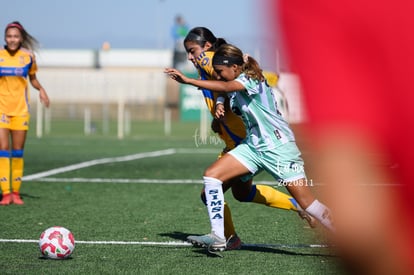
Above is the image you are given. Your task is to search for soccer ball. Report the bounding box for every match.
[39,226,75,259]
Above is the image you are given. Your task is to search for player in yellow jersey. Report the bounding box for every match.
[0,21,50,205]
[182,27,315,250]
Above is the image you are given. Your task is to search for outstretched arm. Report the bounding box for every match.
[164,68,244,93]
[29,74,50,108]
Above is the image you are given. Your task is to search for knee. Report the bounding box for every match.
[230,184,245,202]
[231,179,254,202]
[232,191,246,202]
[203,166,215,178]
[231,188,251,202]
[231,181,256,202]
[203,161,225,178]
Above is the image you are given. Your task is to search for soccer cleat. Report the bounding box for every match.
[187,232,226,251]
[187,234,206,248]
[12,192,24,205]
[298,210,317,228]
[0,194,12,205]
[226,234,242,250]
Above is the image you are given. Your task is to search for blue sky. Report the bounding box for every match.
[1,0,282,70]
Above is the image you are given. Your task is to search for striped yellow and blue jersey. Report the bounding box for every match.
[196,51,245,150]
[0,47,37,116]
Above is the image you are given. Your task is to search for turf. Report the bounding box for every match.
[0,120,347,274]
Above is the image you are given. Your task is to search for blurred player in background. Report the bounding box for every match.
[274,0,414,273]
[183,27,316,250]
[0,21,50,205]
[171,15,190,70]
[165,43,334,252]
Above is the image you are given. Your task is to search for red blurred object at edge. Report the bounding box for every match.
[268,0,414,273]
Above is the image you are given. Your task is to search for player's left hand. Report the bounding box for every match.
[215,103,225,119]
[164,68,187,84]
[39,88,50,108]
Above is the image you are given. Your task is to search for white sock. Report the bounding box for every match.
[203,176,225,240]
[305,200,335,231]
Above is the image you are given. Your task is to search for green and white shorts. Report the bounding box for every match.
[228,141,306,184]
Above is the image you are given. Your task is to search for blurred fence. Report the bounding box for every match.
[30,49,187,137]
[29,49,306,138]
[35,68,168,120]
[33,48,180,118]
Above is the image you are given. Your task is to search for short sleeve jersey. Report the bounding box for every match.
[196,51,245,149]
[233,73,296,151]
[0,47,37,116]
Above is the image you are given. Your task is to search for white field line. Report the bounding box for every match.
[23,148,177,181]
[30,177,276,186]
[0,239,191,246]
[32,178,203,184]
[21,148,394,187]
[0,238,330,248]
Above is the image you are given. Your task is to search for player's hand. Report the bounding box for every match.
[164,68,188,84]
[215,103,225,119]
[39,88,50,108]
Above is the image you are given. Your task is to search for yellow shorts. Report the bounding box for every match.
[0,114,30,130]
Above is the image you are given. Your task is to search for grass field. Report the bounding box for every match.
[0,120,347,274]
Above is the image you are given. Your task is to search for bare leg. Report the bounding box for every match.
[10,130,27,150]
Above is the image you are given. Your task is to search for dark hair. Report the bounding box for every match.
[184,27,227,51]
[5,21,39,52]
[213,44,265,82]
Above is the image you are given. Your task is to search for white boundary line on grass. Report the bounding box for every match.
[29,177,276,186]
[22,148,398,187]
[0,239,330,248]
[22,148,273,185]
[23,149,177,181]
[31,177,204,184]
[0,239,191,246]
